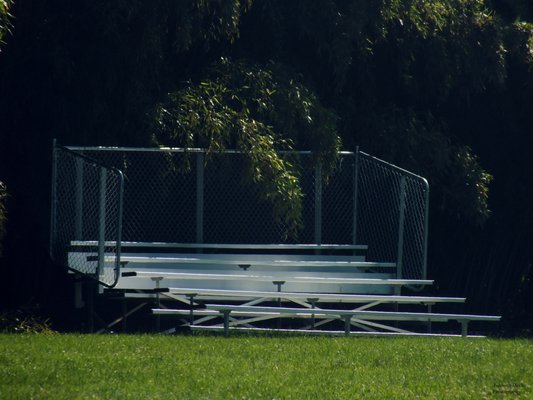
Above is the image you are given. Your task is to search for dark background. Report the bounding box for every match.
[0,0,532,334]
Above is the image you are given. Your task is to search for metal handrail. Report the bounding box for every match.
[53,143,430,286]
[50,140,124,288]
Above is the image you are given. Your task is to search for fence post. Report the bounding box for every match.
[97,169,107,280]
[49,139,58,260]
[314,160,322,246]
[196,152,204,245]
[422,182,430,280]
[352,147,360,246]
[75,157,84,240]
[396,176,407,279]
[115,170,124,285]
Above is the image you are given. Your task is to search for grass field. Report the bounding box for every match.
[0,333,532,399]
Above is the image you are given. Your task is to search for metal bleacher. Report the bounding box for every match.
[50,142,500,336]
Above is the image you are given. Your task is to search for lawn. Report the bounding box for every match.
[0,333,531,399]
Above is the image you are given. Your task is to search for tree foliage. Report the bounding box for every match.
[352,107,493,224]
[1,0,533,327]
[152,58,341,238]
[238,0,507,225]
[0,0,13,48]
[0,0,251,146]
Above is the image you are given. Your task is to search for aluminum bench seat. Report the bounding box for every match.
[106,255,393,269]
[188,326,487,338]
[157,287,465,305]
[70,241,369,252]
[202,304,501,337]
[121,270,432,286]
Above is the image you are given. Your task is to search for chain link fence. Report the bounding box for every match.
[356,151,429,283]
[50,144,124,287]
[50,144,429,286]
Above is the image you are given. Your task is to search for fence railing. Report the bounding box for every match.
[50,142,124,287]
[356,151,429,282]
[50,143,429,286]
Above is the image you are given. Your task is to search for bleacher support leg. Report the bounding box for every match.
[273,281,285,329]
[344,315,352,336]
[152,277,163,332]
[187,294,197,326]
[87,279,95,333]
[308,298,319,330]
[122,297,127,332]
[461,321,469,338]
[223,311,230,337]
[426,303,434,334]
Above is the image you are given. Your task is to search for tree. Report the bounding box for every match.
[1,0,533,331]
[151,58,341,238]
[0,0,13,48]
[234,0,533,326]
[236,0,499,225]
[0,0,254,308]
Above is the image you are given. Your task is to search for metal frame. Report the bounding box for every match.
[51,142,430,286]
[50,141,125,287]
[48,143,502,336]
[357,150,430,283]
[153,299,498,338]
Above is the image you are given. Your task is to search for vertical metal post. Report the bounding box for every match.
[352,147,360,246]
[196,152,204,245]
[115,171,125,286]
[223,310,230,337]
[273,280,285,329]
[314,161,322,246]
[97,169,107,280]
[152,277,162,332]
[87,279,95,333]
[344,315,351,336]
[49,139,58,260]
[273,281,285,307]
[396,176,407,280]
[422,182,430,280]
[308,298,319,330]
[461,320,469,338]
[122,297,127,332]
[75,158,84,240]
[426,303,434,333]
[188,294,197,326]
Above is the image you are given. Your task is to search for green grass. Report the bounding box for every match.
[0,334,532,399]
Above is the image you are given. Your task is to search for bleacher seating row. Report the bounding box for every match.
[69,241,500,337]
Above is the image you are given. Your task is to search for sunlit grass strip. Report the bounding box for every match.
[0,334,532,399]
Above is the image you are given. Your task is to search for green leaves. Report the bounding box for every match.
[450,146,492,225]
[0,0,13,47]
[151,58,341,239]
[352,106,493,226]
